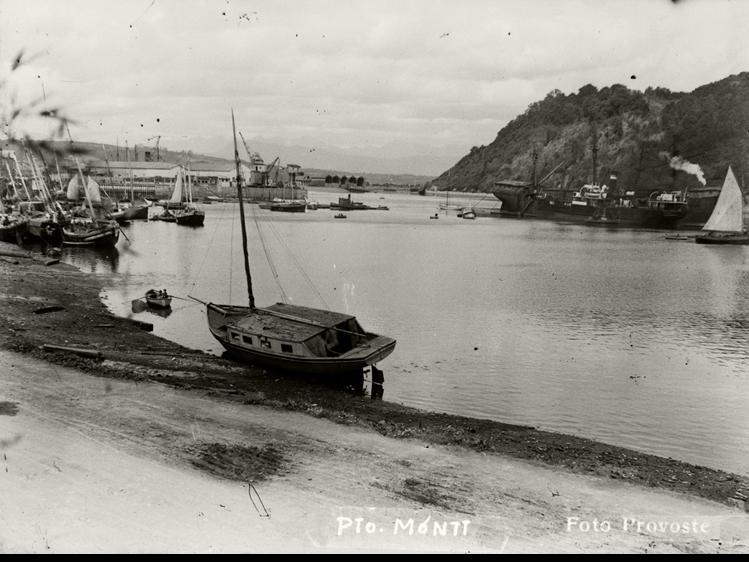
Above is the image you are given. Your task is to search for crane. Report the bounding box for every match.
[146,135,162,161]
[265,156,281,186]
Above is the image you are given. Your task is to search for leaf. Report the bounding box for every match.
[11,50,24,71]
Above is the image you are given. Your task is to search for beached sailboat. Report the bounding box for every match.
[0,157,29,243]
[695,166,749,245]
[195,112,396,379]
[7,151,62,245]
[0,200,27,244]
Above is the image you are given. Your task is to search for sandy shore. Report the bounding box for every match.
[1,243,748,552]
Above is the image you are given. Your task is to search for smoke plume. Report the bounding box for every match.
[662,153,706,185]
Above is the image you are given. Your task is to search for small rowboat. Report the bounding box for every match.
[145,289,172,308]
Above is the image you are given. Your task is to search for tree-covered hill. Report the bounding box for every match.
[433,73,749,196]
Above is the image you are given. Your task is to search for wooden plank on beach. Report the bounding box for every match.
[117,317,154,332]
[0,249,32,259]
[41,344,103,359]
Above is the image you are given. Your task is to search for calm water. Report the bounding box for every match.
[63,189,749,476]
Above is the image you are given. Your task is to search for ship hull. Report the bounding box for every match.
[492,191,687,229]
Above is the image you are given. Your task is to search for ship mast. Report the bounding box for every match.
[231,110,255,310]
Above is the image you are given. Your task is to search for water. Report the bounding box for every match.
[65,189,749,476]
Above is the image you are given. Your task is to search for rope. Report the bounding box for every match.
[188,201,230,298]
[265,219,329,309]
[250,204,288,303]
[247,481,270,518]
[229,201,235,304]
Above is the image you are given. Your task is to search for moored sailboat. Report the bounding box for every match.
[62,162,120,246]
[62,171,119,247]
[174,163,205,226]
[695,166,749,245]
[194,112,396,380]
[154,169,185,221]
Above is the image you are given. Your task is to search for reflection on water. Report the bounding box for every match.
[145,305,173,319]
[131,298,173,318]
[57,191,749,476]
[62,245,121,273]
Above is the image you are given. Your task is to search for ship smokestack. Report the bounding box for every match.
[609,172,619,197]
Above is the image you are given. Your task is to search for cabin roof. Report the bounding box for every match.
[231,302,356,342]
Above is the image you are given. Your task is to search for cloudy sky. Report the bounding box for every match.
[2,0,749,175]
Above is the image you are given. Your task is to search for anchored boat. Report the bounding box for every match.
[695,166,749,245]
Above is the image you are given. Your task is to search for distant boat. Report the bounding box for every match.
[196,111,396,379]
[268,199,307,213]
[155,169,194,222]
[457,207,476,219]
[120,202,149,221]
[695,166,749,245]
[334,213,347,219]
[174,163,205,226]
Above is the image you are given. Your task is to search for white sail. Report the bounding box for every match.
[66,175,81,200]
[702,166,744,233]
[168,169,184,204]
[85,177,103,206]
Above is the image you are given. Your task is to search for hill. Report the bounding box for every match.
[433,73,749,195]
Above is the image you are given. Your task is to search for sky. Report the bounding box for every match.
[2,0,749,175]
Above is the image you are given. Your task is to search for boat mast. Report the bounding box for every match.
[126,141,134,202]
[187,157,192,205]
[232,110,255,309]
[3,160,21,200]
[9,152,31,200]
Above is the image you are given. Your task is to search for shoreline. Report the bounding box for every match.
[1,242,749,551]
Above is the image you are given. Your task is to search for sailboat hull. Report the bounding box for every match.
[268,202,306,213]
[175,209,206,226]
[206,303,396,376]
[25,216,63,245]
[695,167,747,244]
[695,232,749,245]
[121,205,149,221]
[62,222,119,247]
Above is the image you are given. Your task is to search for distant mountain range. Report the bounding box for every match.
[433,72,749,195]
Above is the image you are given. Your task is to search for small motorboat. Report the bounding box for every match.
[145,289,172,308]
[334,213,347,219]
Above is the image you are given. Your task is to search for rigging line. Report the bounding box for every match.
[250,203,289,303]
[188,200,230,296]
[264,218,329,309]
[229,200,236,304]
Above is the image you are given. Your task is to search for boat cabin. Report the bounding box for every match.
[571,184,609,206]
[217,303,369,359]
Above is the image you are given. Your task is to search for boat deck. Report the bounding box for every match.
[212,302,360,343]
